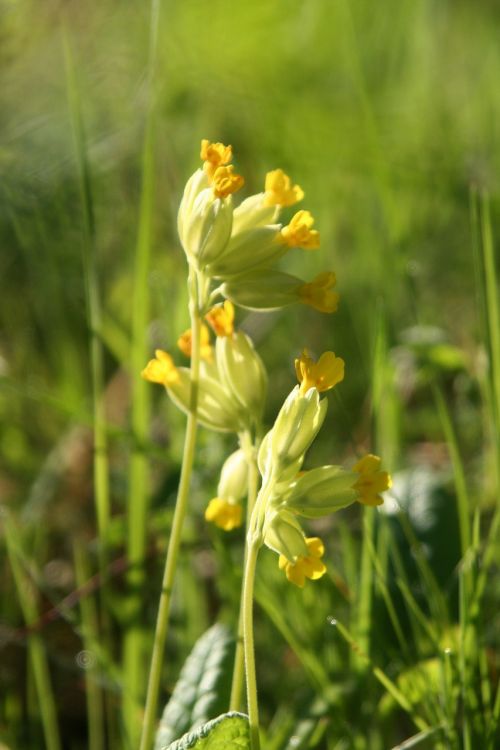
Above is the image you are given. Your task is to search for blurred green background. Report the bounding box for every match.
[1,0,499,748]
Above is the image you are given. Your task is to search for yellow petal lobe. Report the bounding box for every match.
[177,324,213,360]
[281,210,320,250]
[264,169,304,207]
[206,300,235,337]
[212,165,245,198]
[141,350,179,386]
[205,497,243,531]
[278,537,327,587]
[299,272,339,313]
[295,350,345,395]
[200,139,232,179]
[353,454,392,506]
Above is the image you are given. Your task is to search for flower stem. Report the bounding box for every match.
[242,534,261,750]
[139,277,201,750]
[230,433,260,711]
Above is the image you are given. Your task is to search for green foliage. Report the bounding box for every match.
[155,624,235,750]
[164,713,249,750]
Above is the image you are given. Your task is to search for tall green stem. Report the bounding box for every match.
[139,277,202,750]
[230,432,260,711]
[242,536,261,750]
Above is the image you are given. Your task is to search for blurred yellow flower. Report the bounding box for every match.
[200,139,232,179]
[141,350,179,386]
[263,169,304,207]
[298,271,339,313]
[353,454,392,506]
[205,497,243,531]
[281,210,320,250]
[177,324,213,360]
[212,165,245,198]
[295,350,345,395]
[278,537,327,587]
[206,300,235,337]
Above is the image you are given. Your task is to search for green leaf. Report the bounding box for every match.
[165,713,250,750]
[155,624,235,750]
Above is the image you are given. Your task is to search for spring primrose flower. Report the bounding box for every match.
[205,448,249,531]
[353,454,392,506]
[295,350,345,395]
[280,210,320,250]
[263,169,304,207]
[299,272,339,313]
[278,537,327,588]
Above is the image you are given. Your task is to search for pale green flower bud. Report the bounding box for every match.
[232,193,279,234]
[168,364,246,433]
[263,509,308,562]
[215,331,267,423]
[268,385,328,470]
[207,225,287,278]
[218,448,249,502]
[220,269,302,311]
[180,187,233,269]
[286,466,358,518]
[177,169,210,243]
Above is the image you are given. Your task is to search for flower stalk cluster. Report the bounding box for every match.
[140,140,391,750]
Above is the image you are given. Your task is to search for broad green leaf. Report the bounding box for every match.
[155,624,235,750]
[166,712,250,750]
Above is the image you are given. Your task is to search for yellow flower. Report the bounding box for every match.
[212,165,245,199]
[205,497,243,531]
[264,169,304,207]
[295,350,345,396]
[200,139,232,179]
[206,300,235,337]
[177,324,213,361]
[141,350,180,386]
[280,210,320,250]
[278,537,327,587]
[352,454,392,506]
[299,271,339,313]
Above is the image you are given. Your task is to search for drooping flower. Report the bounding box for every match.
[280,210,320,250]
[206,300,235,337]
[141,350,180,386]
[295,350,345,395]
[278,537,327,587]
[205,497,243,531]
[298,272,339,313]
[177,324,213,360]
[352,454,392,506]
[263,169,304,207]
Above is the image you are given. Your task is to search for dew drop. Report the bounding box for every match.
[327,616,337,626]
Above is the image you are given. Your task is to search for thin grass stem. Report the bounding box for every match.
[4,516,62,750]
[139,284,202,750]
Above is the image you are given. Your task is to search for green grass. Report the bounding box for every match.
[1,0,499,748]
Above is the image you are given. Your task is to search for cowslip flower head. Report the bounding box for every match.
[295,350,345,395]
[141,350,180,386]
[212,165,245,199]
[263,169,304,207]
[206,300,235,337]
[280,210,320,250]
[200,139,232,179]
[353,454,392,506]
[278,536,327,587]
[299,272,339,313]
[177,324,213,361]
[205,497,243,531]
